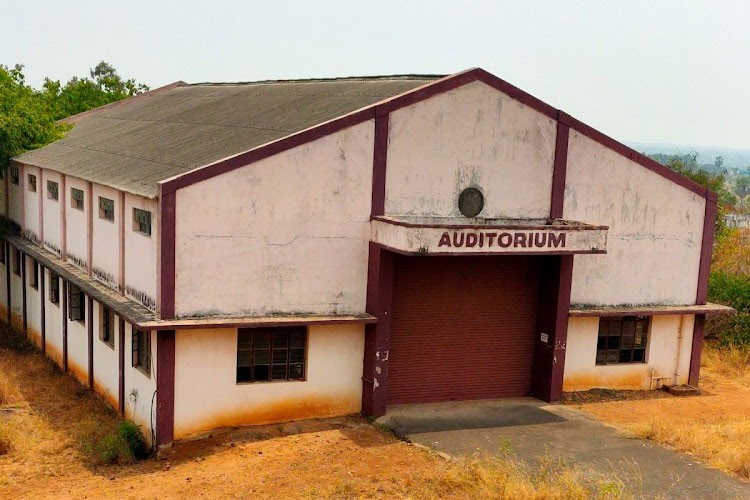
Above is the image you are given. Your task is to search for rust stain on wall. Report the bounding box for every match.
[27,326,42,349]
[45,342,64,367]
[563,370,647,391]
[175,392,360,440]
[94,380,119,409]
[67,358,89,387]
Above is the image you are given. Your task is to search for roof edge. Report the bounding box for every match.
[159,67,717,203]
[59,80,188,125]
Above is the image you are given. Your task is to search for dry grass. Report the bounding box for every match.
[577,344,750,481]
[402,455,630,500]
[627,418,750,479]
[702,344,750,388]
[0,371,22,406]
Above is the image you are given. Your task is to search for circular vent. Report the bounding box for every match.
[458,187,484,218]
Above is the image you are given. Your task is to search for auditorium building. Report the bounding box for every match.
[0,68,730,450]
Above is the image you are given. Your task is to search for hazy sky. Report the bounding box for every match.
[4,1,749,148]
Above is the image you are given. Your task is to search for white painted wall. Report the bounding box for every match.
[91,184,122,291]
[66,299,89,387]
[43,269,65,367]
[9,248,23,331]
[22,166,41,243]
[65,176,89,272]
[123,323,156,443]
[564,131,706,305]
[385,81,557,219]
[174,121,374,317]
[173,324,365,439]
[563,314,695,391]
[42,170,63,257]
[8,166,23,226]
[24,257,43,349]
[91,301,120,409]
[124,194,158,311]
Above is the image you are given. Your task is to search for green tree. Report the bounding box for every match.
[0,64,68,170]
[43,61,149,119]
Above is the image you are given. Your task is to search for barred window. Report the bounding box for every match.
[68,283,85,322]
[29,259,39,290]
[133,208,151,236]
[13,248,21,276]
[132,329,151,375]
[47,180,59,201]
[100,305,115,348]
[237,327,306,383]
[28,174,37,192]
[99,197,114,221]
[49,272,60,305]
[596,316,649,365]
[71,188,84,210]
[10,167,19,185]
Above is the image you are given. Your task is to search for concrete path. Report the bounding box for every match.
[377,398,750,499]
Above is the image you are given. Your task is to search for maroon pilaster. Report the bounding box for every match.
[62,280,68,372]
[159,189,176,319]
[550,113,571,219]
[361,243,394,417]
[21,253,27,335]
[531,255,574,401]
[156,330,176,447]
[87,295,94,389]
[689,314,706,386]
[371,114,389,216]
[695,197,717,305]
[689,196,718,385]
[40,265,46,355]
[118,318,125,415]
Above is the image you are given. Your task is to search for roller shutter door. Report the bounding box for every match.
[387,255,540,405]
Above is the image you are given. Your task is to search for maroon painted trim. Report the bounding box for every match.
[374,242,606,257]
[62,280,68,372]
[696,198,717,305]
[159,190,176,319]
[40,264,46,354]
[550,255,574,401]
[372,215,608,231]
[38,169,44,248]
[86,181,93,276]
[119,191,125,295]
[87,295,94,389]
[59,176,67,259]
[21,253,27,335]
[142,315,377,331]
[371,114,389,216]
[4,167,9,220]
[361,243,394,417]
[156,67,715,206]
[156,330,175,447]
[118,317,125,415]
[374,68,558,119]
[688,314,705,386]
[160,108,375,195]
[550,117,570,219]
[568,117,716,201]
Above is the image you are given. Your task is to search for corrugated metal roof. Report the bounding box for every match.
[14,76,443,198]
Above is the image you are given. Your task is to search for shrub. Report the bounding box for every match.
[79,419,148,465]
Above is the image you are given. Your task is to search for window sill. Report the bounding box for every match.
[134,365,151,378]
[236,379,306,385]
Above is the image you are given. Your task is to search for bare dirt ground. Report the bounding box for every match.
[568,347,750,480]
[0,331,627,500]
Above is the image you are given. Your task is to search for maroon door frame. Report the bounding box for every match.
[361,247,574,417]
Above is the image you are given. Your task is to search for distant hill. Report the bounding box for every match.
[629,142,750,170]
